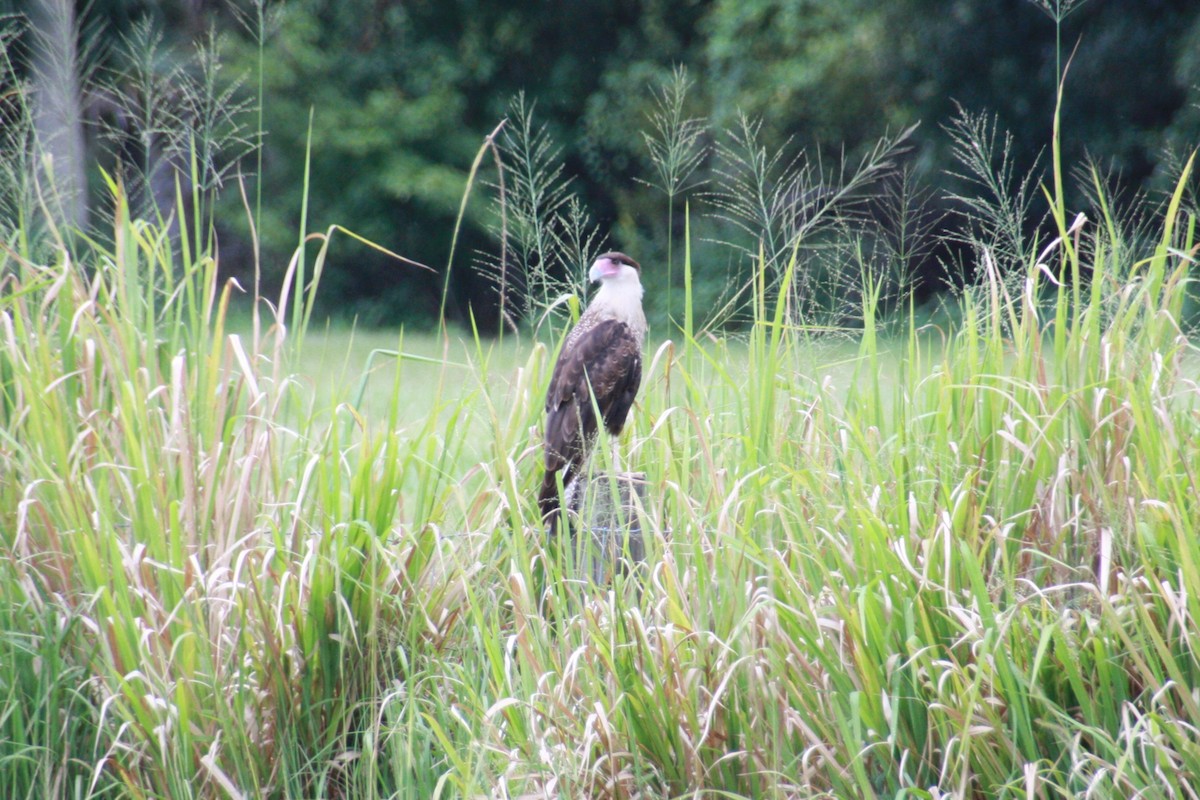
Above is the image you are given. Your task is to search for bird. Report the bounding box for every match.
[538,251,647,538]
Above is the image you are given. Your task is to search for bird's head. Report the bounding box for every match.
[588,252,641,285]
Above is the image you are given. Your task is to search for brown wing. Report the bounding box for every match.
[544,318,642,463]
[538,318,642,527]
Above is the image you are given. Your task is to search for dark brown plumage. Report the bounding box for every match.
[538,252,646,536]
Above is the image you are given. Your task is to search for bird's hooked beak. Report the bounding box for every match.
[588,256,622,283]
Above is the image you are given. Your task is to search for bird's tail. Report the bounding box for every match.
[538,463,577,538]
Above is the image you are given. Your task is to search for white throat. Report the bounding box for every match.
[588,269,646,339]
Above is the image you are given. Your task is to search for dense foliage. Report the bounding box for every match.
[5,0,1200,326]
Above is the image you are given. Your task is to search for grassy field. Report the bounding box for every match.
[3,153,1200,800]
[285,320,877,427]
[2,52,1200,793]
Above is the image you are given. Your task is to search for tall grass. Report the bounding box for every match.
[4,12,1200,800]
[4,146,1198,796]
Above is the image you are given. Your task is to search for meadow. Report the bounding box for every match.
[3,143,1200,800]
[3,13,1200,790]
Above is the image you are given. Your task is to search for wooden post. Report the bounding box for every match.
[579,471,646,583]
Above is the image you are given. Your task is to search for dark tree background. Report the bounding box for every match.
[7,0,1200,328]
